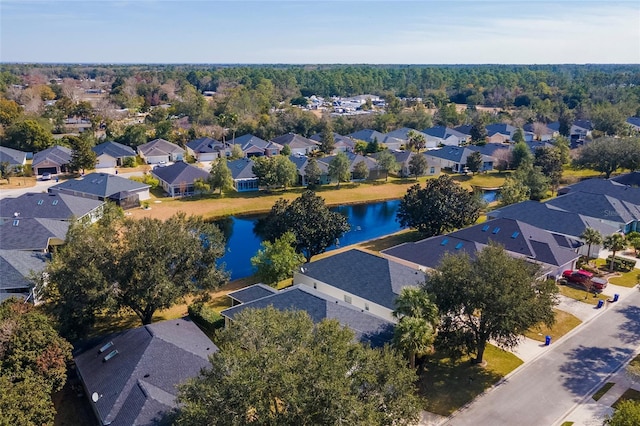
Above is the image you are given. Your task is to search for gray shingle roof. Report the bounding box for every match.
[546,191,640,223]
[0,192,104,221]
[347,129,386,143]
[221,285,395,347]
[627,117,640,128]
[558,178,640,206]
[92,141,136,158]
[309,132,355,148]
[233,134,270,150]
[384,127,429,142]
[612,172,640,187]
[49,173,150,200]
[32,145,72,167]
[300,249,423,310]
[466,143,511,157]
[271,133,319,149]
[186,137,225,154]
[318,152,378,172]
[426,146,494,163]
[151,161,209,186]
[74,318,217,426]
[137,139,184,156]
[0,217,69,250]
[227,158,257,180]
[0,250,48,291]
[0,146,27,166]
[486,123,516,137]
[227,283,278,304]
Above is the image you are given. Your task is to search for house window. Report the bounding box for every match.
[430,167,435,174]
[343,295,352,304]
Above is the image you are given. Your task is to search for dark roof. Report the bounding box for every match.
[486,123,516,137]
[151,161,209,186]
[384,127,428,141]
[0,249,48,291]
[626,117,640,128]
[271,133,319,149]
[489,200,618,238]
[466,143,511,157]
[612,172,640,187]
[288,155,329,175]
[426,146,494,163]
[546,191,640,223]
[383,235,482,270]
[233,134,270,150]
[221,285,395,348]
[525,140,554,153]
[49,173,150,199]
[453,125,473,136]
[137,139,184,156]
[0,192,104,221]
[309,132,355,147]
[74,318,217,426]
[347,129,386,143]
[523,123,555,135]
[318,152,378,172]
[300,249,423,310]
[227,158,257,180]
[32,145,71,167]
[0,217,69,250]
[422,126,465,140]
[227,283,278,304]
[92,141,136,158]
[573,119,593,131]
[0,146,27,165]
[186,137,225,154]
[557,178,640,206]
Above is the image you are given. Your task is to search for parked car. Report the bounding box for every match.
[41,172,52,181]
[561,269,607,292]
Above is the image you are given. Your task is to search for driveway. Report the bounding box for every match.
[446,288,640,426]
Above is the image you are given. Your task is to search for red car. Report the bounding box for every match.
[561,270,607,292]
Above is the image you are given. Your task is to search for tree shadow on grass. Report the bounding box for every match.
[559,345,635,398]
[417,354,502,416]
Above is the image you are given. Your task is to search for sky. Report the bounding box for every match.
[1,0,639,64]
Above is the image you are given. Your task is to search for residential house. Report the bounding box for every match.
[186,137,229,162]
[137,139,185,164]
[151,161,210,197]
[293,249,425,322]
[422,126,465,146]
[289,155,331,186]
[271,133,320,156]
[221,284,395,348]
[74,318,218,426]
[0,192,104,223]
[378,151,441,178]
[49,172,151,209]
[485,123,518,143]
[526,140,555,154]
[92,141,137,169]
[383,218,581,279]
[0,250,48,302]
[612,171,640,187]
[0,146,27,171]
[626,116,640,133]
[32,145,72,176]
[453,125,473,143]
[232,134,282,157]
[425,146,495,173]
[383,128,438,150]
[226,283,277,307]
[318,152,382,181]
[347,129,386,145]
[227,158,259,192]
[548,120,593,146]
[523,123,556,141]
[309,132,356,153]
[0,217,68,252]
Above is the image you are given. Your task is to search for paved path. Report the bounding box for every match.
[445,288,640,426]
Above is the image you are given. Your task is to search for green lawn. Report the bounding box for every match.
[525,309,582,342]
[358,229,423,252]
[418,344,523,416]
[609,270,640,288]
[558,283,610,305]
[593,382,615,401]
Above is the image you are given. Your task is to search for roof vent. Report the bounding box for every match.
[52,200,58,206]
[440,238,449,246]
[492,227,501,234]
[103,349,119,362]
[98,341,114,353]
[37,199,44,205]
[482,225,490,232]
[455,242,464,250]
[511,231,520,239]
[12,219,19,226]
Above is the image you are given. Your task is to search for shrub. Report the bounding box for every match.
[606,256,636,272]
[188,302,224,335]
[121,157,136,168]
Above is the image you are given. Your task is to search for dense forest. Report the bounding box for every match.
[1,63,639,148]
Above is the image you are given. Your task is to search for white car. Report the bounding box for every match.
[41,173,52,181]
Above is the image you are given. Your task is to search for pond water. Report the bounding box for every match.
[481,190,499,203]
[214,200,404,280]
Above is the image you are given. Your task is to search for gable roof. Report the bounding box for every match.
[221,284,395,348]
[0,250,48,292]
[186,137,225,154]
[557,178,640,206]
[525,140,554,153]
[426,146,494,164]
[288,155,329,175]
[300,249,423,310]
[318,152,378,172]
[74,318,217,426]
[49,173,150,199]
[227,283,278,304]
[150,161,209,186]
[0,192,104,221]
[92,141,136,159]
[137,139,184,157]
[626,116,640,128]
[453,125,473,136]
[422,125,464,140]
[233,134,270,150]
[347,129,386,143]
[384,127,429,142]
[523,123,555,135]
[612,172,640,187]
[271,133,319,149]
[486,123,516,137]
[0,146,27,166]
[546,191,640,223]
[0,217,69,250]
[227,158,257,180]
[466,143,511,157]
[32,145,72,167]
[309,132,355,147]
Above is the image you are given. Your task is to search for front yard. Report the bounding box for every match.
[525,309,582,342]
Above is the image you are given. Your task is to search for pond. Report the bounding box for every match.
[214,200,404,280]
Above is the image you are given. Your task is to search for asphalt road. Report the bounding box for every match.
[447,288,640,426]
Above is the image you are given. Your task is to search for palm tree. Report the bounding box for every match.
[393,316,436,369]
[603,233,627,272]
[406,130,426,153]
[580,227,603,263]
[393,287,438,323]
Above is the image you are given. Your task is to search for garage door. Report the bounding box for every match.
[36,167,58,175]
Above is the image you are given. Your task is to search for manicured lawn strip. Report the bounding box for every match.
[525,309,582,342]
[560,422,574,426]
[593,382,615,401]
[359,229,423,252]
[613,388,640,407]
[418,344,523,416]
[608,270,640,288]
[558,283,610,305]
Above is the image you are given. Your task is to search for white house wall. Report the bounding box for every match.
[95,154,117,169]
[293,272,397,322]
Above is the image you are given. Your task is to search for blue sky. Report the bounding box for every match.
[1,1,639,64]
